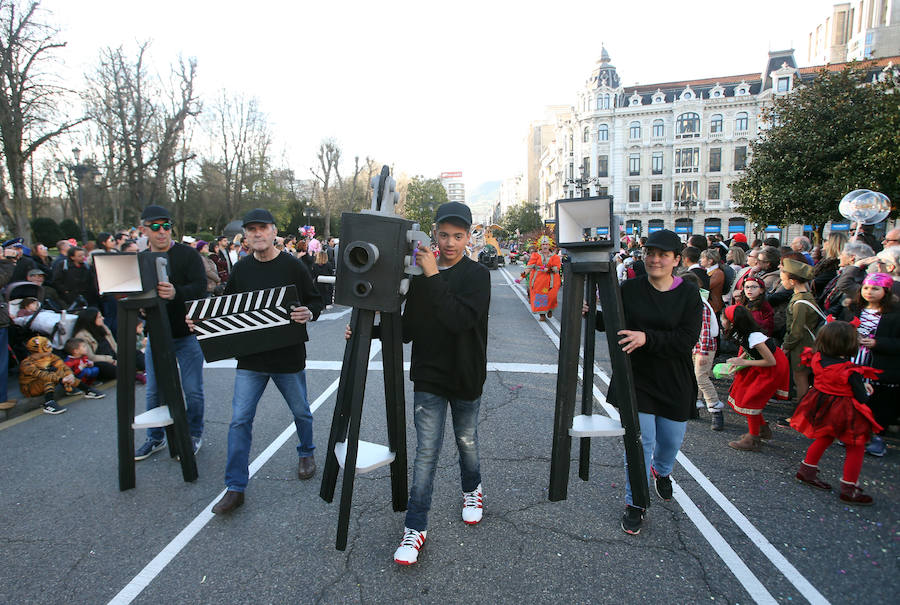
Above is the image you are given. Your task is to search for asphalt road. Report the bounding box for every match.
[1,265,896,604]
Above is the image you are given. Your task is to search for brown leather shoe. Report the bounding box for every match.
[759,422,773,440]
[212,490,244,514]
[728,433,761,452]
[298,456,316,480]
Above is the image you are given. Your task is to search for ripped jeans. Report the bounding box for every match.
[404,391,482,531]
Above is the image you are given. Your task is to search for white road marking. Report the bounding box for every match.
[206,359,559,374]
[499,266,829,605]
[107,342,383,605]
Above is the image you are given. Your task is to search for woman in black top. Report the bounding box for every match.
[592,229,702,535]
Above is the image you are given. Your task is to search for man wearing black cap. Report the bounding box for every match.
[134,205,208,461]
[390,201,491,565]
[210,208,323,515]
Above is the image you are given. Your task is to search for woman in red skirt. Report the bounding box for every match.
[790,320,881,505]
[720,305,790,451]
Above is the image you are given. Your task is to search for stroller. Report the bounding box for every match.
[5,281,77,366]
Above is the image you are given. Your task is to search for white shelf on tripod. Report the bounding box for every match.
[132,406,174,429]
[569,414,625,437]
[334,440,395,474]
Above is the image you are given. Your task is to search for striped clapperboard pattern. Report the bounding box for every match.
[186,285,301,362]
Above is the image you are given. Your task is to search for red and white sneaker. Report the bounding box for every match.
[462,483,483,524]
[393,527,427,565]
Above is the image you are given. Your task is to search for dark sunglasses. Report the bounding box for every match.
[148,222,172,232]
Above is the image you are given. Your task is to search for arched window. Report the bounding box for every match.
[648,219,665,233]
[676,112,700,137]
[710,114,723,134]
[735,112,749,132]
[652,119,664,138]
[583,127,590,143]
[629,121,641,140]
[597,124,609,141]
[595,96,602,110]
[601,94,611,109]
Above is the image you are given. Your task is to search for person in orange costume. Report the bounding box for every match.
[526,235,561,321]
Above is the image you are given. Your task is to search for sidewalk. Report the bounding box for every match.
[0,374,117,423]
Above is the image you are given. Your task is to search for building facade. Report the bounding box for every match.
[808,0,900,65]
[440,171,465,204]
[534,47,899,242]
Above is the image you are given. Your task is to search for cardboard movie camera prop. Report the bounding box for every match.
[333,166,430,313]
[555,195,616,260]
[93,252,169,297]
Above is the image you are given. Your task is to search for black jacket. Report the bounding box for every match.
[869,309,900,384]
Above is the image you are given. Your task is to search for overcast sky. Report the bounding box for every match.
[42,0,830,191]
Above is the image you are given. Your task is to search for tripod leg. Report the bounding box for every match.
[320,308,363,503]
[335,309,375,551]
[579,274,598,481]
[549,264,585,501]
[147,303,197,483]
[381,311,408,512]
[116,304,139,491]
[596,269,649,510]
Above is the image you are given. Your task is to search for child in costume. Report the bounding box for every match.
[18,336,79,414]
[63,338,101,387]
[790,320,881,505]
[720,305,790,451]
[843,273,899,457]
[525,235,561,321]
[736,275,774,336]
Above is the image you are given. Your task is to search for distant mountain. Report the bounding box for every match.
[467,180,501,217]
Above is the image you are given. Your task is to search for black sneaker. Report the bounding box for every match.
[135,438,167,461]
[621,505,644,535]
[651,467,673,501]
[81,387,106,399]
[42,400,66,415]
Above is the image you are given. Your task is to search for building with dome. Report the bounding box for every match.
[531,47,900,241]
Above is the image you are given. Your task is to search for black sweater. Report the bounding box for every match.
[141,243,207,340]
[224,251,323,373]
[597,276,702,421]
[402,256,490,401]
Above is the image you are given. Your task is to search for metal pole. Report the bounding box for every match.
[76,171,87,244]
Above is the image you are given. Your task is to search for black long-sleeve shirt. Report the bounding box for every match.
[141,242,207,340]
[401,256,491,401]
[224,251,323,373]
[598,276,702,421]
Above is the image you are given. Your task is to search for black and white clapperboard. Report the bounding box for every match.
[186,285,301,362]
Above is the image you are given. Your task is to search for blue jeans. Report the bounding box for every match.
[0,327,7,402]
[625,412,687,507]
[405,391,482,532]
[224,369,314,492]
[145,335,205,440]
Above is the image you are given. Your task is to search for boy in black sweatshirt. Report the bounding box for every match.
[391,202,491,565]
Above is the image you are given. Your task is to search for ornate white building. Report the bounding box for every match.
[534,48,900,241]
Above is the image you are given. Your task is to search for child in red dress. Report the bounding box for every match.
[790,320,881,505]
[720,305,790,451]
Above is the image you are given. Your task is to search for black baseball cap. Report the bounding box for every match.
[644,229,683,252]
[434,202,472,227]
[140,205,172,222]
[242,208,276,227]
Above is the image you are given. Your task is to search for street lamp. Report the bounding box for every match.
[565,167,599,199]
[55,147,101,244]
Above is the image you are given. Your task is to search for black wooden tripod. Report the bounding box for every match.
[115,295,197,491]
[319,308,408,551]
[548,259,649,509]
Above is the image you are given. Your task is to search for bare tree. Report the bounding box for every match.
[0,0,87,243]
[203,90,270,227]
[84,42,199,220]
[310,138,341,238]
